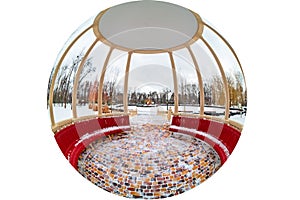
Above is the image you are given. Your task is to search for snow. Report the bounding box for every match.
[51,104,246,126]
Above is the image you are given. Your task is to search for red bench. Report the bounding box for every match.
[169,116,241,165]
[54,115,131,169]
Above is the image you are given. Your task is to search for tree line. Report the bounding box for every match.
[51,52,246,109]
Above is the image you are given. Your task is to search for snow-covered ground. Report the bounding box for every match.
[230,114,246,124]
[51,104,246,125]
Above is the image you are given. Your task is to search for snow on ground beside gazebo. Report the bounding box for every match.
[230,114,246,124]
[50,104,245,125]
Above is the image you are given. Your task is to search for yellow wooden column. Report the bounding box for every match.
[201,37,230,120]
[72,39,99,119]
[123,52,133,114]
[204,22,246,85]
[97,47,114,116]
[186,46,205,117]
[168,52,179,114]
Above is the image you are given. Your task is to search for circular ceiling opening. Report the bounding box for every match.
[94,1,202,52]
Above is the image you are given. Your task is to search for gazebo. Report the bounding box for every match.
[48,1,246,198]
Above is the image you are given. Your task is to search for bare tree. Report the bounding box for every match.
[78,57,95,85]
[204,82,212,105]
[211,75,225,106]
[226,72,246,107]
[53,50,95,108]
[102,66,120,105]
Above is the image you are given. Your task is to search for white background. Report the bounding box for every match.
[0,0,299,199]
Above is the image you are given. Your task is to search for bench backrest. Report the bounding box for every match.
[171,116,241,154]
[54,115,130,159]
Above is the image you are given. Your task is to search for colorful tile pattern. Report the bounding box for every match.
[78,123,221,199]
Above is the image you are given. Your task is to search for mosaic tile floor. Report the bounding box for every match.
[78,123,221,199]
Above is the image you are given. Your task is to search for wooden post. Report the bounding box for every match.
[187,46,205,117]
[123,52,133,114]
[98,47,114,116]
[72,39,99,119]
[201,37,230,120]
[168,52,179,114]
[204,22,246,86]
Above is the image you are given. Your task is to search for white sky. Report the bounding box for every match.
[75,37,240,93]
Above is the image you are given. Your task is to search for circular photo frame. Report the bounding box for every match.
[47,1,247,199]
